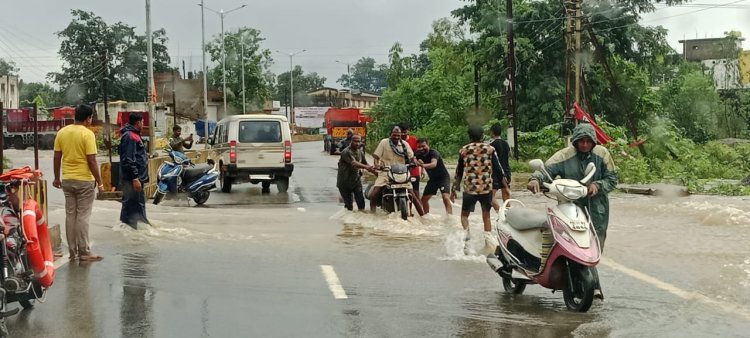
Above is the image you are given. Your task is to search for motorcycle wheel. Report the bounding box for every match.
[398,197,408,220]
[19,299,34,309]
[192,192,210,205]
[153,191,165,205]
[0,293,7,338]
[563,263,595,312]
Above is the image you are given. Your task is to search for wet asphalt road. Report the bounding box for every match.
[4,143,750,338]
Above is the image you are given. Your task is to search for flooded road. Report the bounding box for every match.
[3,144,749,337]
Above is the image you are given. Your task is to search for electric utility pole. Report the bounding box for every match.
[506,0,518,160]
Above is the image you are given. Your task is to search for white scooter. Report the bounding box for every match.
[486,159,601,312]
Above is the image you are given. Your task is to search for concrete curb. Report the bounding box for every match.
[49,223,62,257]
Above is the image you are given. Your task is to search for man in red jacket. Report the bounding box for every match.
[400,123,421,199]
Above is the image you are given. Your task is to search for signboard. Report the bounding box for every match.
[294,107,329,128]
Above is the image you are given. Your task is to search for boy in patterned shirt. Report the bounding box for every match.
[451,126,505,254]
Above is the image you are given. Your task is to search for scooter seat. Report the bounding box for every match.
[505,207,548,231]
[182,164,211,183]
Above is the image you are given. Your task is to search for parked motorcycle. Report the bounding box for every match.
[486,159,601,312]
[153,148,219,206]
[0,180,48,336]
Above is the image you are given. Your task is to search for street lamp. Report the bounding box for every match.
[198,3,246,117]
[335,60,354,106]
[276,49,306,127]
[335,60,352,77]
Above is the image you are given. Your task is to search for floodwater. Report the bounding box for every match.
[3,145,749,337]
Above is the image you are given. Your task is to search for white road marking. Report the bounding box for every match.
[320,265,348,300]
[601,257,750,321]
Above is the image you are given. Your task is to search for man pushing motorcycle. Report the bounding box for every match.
[368,125,425,216]
[527,123,618,299]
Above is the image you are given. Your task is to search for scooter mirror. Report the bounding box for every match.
[581,162,597,184]
[529,159,544,171]
[529,159,553,182]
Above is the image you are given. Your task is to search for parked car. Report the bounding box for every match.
[208,115,294,193]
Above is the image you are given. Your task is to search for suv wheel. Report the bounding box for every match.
[276,177,289,193]
[220,170,233,193]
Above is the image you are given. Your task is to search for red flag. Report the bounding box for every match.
[574,103,613,145]
[150,79,158,103]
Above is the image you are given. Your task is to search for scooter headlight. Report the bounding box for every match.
[557,185,586,200]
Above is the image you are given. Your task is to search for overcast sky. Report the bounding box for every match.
[2,0,749,88]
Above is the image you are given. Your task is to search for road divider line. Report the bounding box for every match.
[320,265,348,300]
[601,257,750,321]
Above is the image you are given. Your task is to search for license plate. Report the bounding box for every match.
[332,127,366,138]
[389,183,411,189]
[569,220,588,231]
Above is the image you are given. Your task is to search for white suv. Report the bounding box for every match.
[208,115,294,193]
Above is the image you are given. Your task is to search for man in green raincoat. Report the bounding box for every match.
[527,123,618,299]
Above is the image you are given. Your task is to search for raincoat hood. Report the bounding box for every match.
[120,123,140,135]
[572,123,596,146]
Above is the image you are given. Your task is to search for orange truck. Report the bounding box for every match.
[323,108,372,155]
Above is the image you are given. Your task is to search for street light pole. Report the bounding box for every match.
[277,49,306,128]
[200,0,208,143]
[221,10,226,115]
[146,0,155,154]
[241,42,245,114]
[336,60,353,107]
[199,4,246,117]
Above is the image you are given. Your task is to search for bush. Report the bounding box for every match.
[97,131,121,156]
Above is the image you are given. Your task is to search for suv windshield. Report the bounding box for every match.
[239,121,281,143]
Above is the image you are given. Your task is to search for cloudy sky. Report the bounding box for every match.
[2,0,749,88]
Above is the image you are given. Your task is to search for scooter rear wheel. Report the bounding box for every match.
[193,191,210,205]
[502,277,527,294]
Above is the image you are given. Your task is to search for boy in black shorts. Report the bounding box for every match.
[450,126,504,254]
[415,139,452,215]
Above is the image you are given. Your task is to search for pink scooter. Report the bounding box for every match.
[486,159,601,312]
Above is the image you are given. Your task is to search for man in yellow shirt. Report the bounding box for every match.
[53,105,104,261]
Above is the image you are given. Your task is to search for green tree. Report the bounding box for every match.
[0,58,18,76]
[19,82,63,107]
[660,63,720,143]
[206,27,273,113]
[370,22,478,155]
[50,10,172,104]
[337,57,388,94]
[273,65,326,107]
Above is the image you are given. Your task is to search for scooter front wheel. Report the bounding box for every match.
[563,264,595,312]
